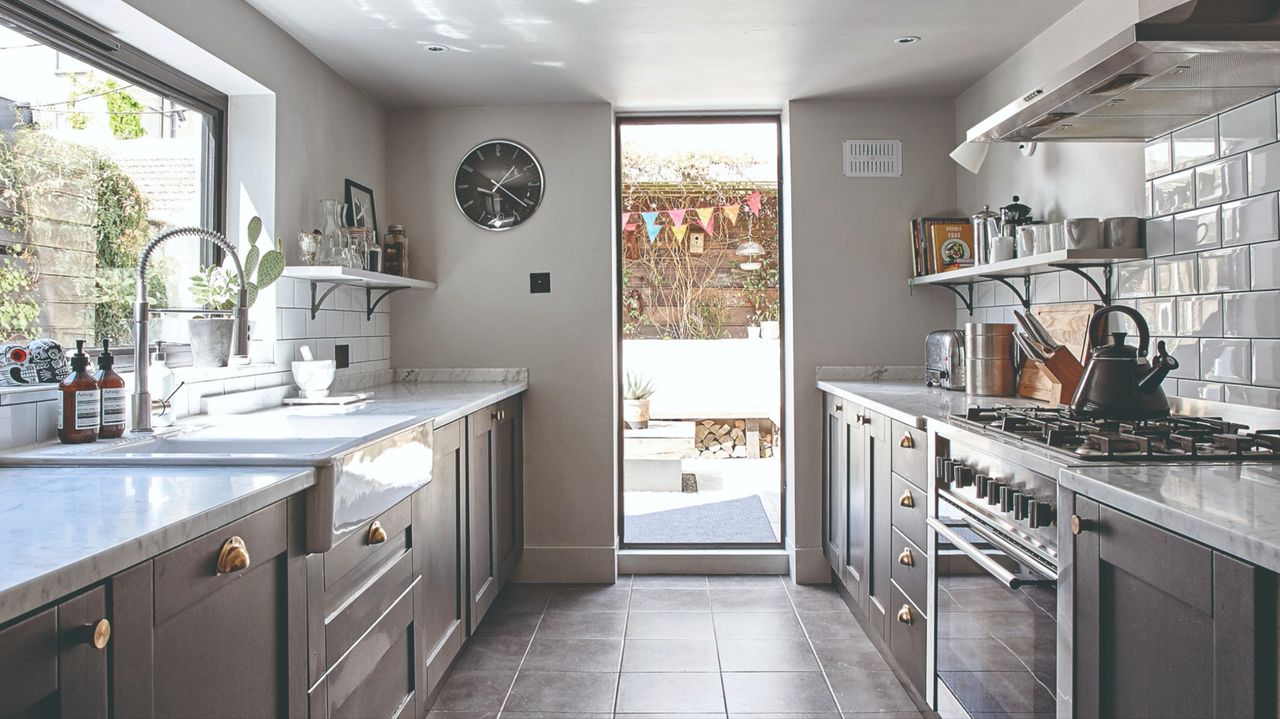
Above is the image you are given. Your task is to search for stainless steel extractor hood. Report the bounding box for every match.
[967,0,1280,143]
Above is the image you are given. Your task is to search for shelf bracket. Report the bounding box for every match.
[1050,263,1114,306]
[940,283,974,315]
[981,275,1033,311]
[366,287,407,320]
[308,281,343,320]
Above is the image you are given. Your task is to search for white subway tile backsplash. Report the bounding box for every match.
[1220,96,1278,156]
[1196,155,1246,206]
[1032,273,1060,304]
[976,282,996,308]
[1155,255,1198,296]
[1174,206,1220,253]
[1144,216,1175,257]
[1153,170,1195,216]
[1254,339,1280,387]
[292,278,312,311]
[1162,337,1201,379]
[1221,193,1279,246]
[1198,247,1250,292]
[1223,291,1280,337]
[1115,261,1154,299]
[1135,298,1176,335]
[1176,379,1225,401]
[1249,141,1280,194]
[1225,383,1280,410]
[1146,135,1172,179]
[1177,295,1223,337]
[1251,241,1280,290]
[1201,338,1252,383]
[1174,117,1219,171]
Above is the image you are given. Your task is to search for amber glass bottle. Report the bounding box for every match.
[58,339,99,444]
[95,339,126,439]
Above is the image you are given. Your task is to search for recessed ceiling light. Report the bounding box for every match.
[425,45,449,53]
[894,36,921,45]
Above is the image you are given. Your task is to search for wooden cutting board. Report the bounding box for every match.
[1018,303,1098,405]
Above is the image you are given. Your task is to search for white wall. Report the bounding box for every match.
[786,98,959,581]
[386,104,618,583]
[623,339,780,422]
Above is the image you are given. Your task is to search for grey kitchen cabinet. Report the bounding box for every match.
[823,393,848,577]
[843,402,868,611]
[864,409,892,639]
[1072,494,1277,719]
[466,395,524,633]
[422,418,467,697]
[0,586,109,719]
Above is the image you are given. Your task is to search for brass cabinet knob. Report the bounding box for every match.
[898,489,915,509]
[899,432,915,449]
[81,618,110,650]
[896,604,913,625]
[1070,514,1084,535]
[834,404,843,413]
[215,536,251,576]
[491,409,506,421]
[898,547,914,567]
[368,520,388,545]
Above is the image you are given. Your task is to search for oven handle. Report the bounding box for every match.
[928,517,1056,589]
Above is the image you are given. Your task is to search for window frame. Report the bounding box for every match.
[0,0,229,369]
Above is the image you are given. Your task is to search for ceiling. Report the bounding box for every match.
[245,0,1083,110]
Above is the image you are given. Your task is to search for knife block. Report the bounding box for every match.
[1017,303,1098,405]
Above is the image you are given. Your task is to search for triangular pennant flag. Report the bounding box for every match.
[624,223,637,232]
[667,208,687,227]
[641,211,661,243]
[744,191,762,216]
[671,224,689,243]
[722,204,741,226]
[695,207,715,234]
[621,212,633,227]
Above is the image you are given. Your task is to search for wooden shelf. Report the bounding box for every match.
[908,248,1146,313]
[281,266,436,320]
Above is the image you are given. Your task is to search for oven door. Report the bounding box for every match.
[931,497,1058,719]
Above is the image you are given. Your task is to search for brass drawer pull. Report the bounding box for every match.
[834,403,843,412]
[492,409,506,421]
[215,536,251,576]
[898,547,914,567]
[896,604,913,625]
[899,432,915,449]
[82,618,111,650]
[1070,514,1085,535]
[368,520,388,545]
[898,489,915,508]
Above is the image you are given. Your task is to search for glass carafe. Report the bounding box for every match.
[317,199,347,266]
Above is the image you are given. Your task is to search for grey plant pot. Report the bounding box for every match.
[188,317,235,367]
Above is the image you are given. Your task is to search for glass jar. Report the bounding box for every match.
[317,199,347,266]
[383,225,407,276]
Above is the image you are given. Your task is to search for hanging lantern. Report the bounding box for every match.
[736,210,764,270]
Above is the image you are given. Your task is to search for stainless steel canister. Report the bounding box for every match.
[965,322,1016,396]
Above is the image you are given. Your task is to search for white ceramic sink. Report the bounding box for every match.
[96,436,351,457]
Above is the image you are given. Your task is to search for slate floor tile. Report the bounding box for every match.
[630,587,712,612]
[430,671,516,711]
[717,638,820,672]
[521,636,623,672]
[616,672,727,713]
[722,671,838,713]
[622,638,721,672]
[713,611,806,640]
[826,670,919,714]
[536,610,628,639]
[504,671,619,713]
[625,610,716,639]
[630,574,710,588]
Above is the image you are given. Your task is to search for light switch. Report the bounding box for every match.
[530,272,551,294]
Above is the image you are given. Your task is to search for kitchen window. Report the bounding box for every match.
[0,0,225,365]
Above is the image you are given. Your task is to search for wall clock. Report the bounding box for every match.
[454,140,544,231]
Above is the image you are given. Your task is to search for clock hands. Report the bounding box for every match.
[478,170,529,208]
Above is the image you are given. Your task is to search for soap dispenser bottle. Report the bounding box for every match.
[58,340,99,444]
[95,339,126,439]
[148,341,176,428]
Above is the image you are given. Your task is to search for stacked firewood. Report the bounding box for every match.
[694,419,775,459]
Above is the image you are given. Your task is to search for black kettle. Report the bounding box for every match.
[1070,305,1179,420]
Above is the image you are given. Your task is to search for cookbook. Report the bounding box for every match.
[911,217,973,275]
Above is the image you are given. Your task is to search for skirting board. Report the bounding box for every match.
[513,545,618,583]
[619,549,789,575]
[791,544,830,584]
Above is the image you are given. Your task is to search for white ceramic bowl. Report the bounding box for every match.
[291,359,336,398]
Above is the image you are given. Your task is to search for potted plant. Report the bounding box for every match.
[758,301,780,340]
[623,371,655,429]
[187,217,284,367]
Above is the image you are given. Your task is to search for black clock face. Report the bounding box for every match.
[454,140,544,231]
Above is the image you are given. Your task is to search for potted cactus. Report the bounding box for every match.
[623,372,656,429]
[187,216,284,366]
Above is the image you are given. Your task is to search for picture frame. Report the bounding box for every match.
[343,179,378,238]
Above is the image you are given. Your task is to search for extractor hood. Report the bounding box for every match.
[967,0,1280,143]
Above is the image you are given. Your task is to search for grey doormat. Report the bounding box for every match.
[625,495,777,544]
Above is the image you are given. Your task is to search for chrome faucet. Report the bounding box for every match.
[132,227,248,433]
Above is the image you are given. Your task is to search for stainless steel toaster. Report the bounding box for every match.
[925,329,966,390]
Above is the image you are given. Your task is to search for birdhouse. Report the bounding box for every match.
[688,226,707,255]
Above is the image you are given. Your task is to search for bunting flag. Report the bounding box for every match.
[641,211,662,243]
[744,191,762,216]
[722,203,741,226]
[695,207,716,234]
[671,224,689,243]
[621,212,633,227]
[667,208,687,227]
[624,223,637,232]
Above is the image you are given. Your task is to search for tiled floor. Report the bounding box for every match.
[427,575,925,719]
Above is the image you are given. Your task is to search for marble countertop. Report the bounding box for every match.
[816,379,1045,429]
[1060,463,1280,574]
[0,465,313,625]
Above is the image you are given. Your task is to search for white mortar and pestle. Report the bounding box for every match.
[291,345,336,398]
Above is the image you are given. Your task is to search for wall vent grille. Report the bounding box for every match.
[843,139,902,177]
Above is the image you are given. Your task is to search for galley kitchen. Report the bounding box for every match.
[3,0,1280,717]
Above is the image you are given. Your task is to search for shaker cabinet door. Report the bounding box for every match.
[823,393,847,577]
[1073,496,1267,719]
[492,396,524,586]
[467,406,499,632]
[423,419,467,697]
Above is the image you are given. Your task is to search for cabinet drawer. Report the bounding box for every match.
[890,528,927,611]
[890,420,927,490]
[888,583,927,697]
[154,501,286,624]
[315,575,419,719]
[890,473,926,549]
[326,542,415,667]
[324,497,412,592]
[0,607,57,711]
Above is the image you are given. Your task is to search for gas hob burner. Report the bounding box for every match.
[953,406,1280,462]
